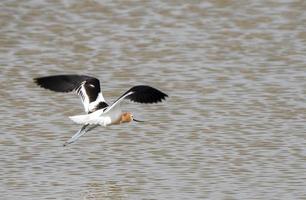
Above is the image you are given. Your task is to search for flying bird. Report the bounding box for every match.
[34,75,168,146]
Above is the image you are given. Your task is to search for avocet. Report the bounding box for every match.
[34,75,168,146]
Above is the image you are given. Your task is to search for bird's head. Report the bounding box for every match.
[121,112,144,123]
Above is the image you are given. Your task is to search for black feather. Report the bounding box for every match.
[122,85,168,104]
[34,75,100,93]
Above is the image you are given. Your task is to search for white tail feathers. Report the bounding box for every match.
[69,112,111,126]
[69,114,90,124]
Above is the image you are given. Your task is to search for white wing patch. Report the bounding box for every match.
[104,91,134,113]
[76,81,90,113]
[75,81,107,113]
[88,93,106,112]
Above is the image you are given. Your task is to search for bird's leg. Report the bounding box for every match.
[63,124,92,146]
[85,124,99,132]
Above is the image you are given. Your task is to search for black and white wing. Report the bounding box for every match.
[34,75,108,113]
[105,85,168,113]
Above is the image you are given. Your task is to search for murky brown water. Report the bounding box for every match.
[1,0,306,199]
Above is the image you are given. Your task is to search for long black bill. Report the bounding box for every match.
[133,119,145,122]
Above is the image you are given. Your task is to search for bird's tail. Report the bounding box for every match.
[69,114,90,124]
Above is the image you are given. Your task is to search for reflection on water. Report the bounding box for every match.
[1,0,306,199]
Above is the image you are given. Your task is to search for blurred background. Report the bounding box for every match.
[0,0,305,199]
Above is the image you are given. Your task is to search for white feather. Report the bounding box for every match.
[76,82,90,113]
[88,92,106,111]
[69,115,90,124]
[104,91,133,113]
[69,106,121,126]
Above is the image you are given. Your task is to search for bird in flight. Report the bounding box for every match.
[34,75,168,146]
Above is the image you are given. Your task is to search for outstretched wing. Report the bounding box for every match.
[34,75,108,113]
[105,85,168,113]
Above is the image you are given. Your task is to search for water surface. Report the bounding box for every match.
[0,0,306,199]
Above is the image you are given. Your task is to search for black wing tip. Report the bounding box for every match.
[154,87,169,103]
[128,85,169,104]
[33,76,41,83]
[33,76,47,84]
[33,77,47,88]
[154,92,168,103]
[34,77,65,93]
[33,75,85,92]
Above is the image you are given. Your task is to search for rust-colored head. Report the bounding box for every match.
[120,112,133,123]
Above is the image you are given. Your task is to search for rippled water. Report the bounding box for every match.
[1,0,306,199]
